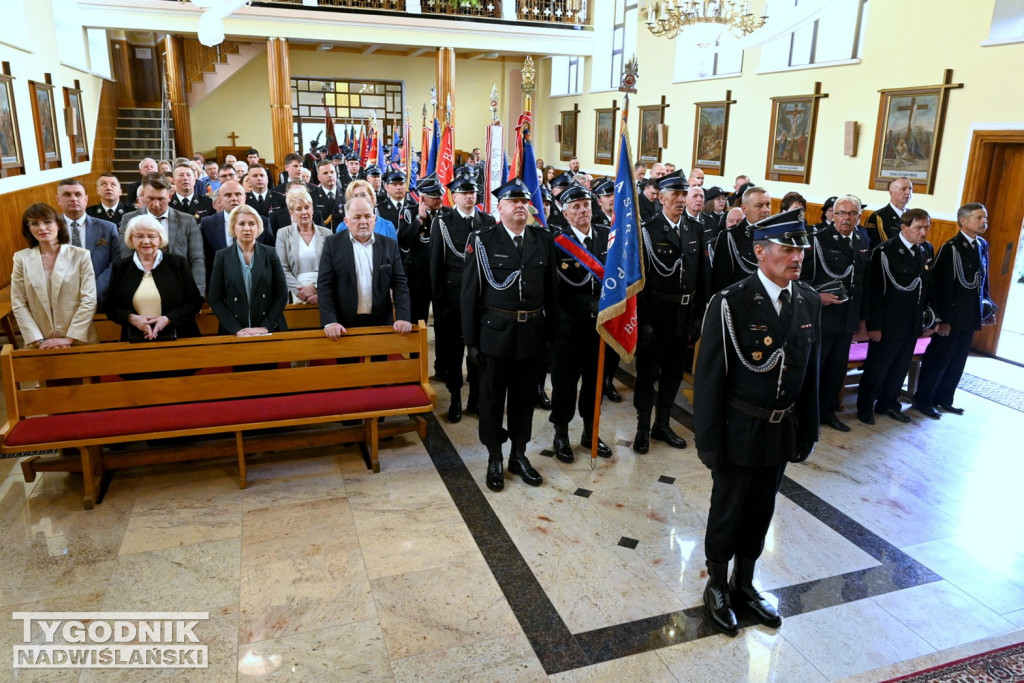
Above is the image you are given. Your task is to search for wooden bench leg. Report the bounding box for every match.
[20,455,39,483]
[79,445,102,510]
[414,415,427,439]
[358,418,380,473]
[235,432,247,489]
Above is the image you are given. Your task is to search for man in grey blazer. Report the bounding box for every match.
[120,173,206,294]
[56,178,123,306]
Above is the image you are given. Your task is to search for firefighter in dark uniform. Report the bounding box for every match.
[462,179,558,492]
[591,178,623,403]
[338,153,365,194]
[864,177,913,248]
[549,184,613,463]
[245,164,287,221]
[694,208,821,637]
[701,186,729,246]
[381,171,431,326]
[310,159,345,232]
[547,173,571,230]
[800,194,870,431]
[711,186,772,294]
[812,196,837,235]
[633,171,710,454]
[430,175,496,422]
[637,178,662,225]
[858,208,935,424]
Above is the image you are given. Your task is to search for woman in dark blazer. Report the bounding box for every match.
[207,204,288,336]
[106,214,203,341]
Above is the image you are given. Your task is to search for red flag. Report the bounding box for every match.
[508,111,531,180]
[420,121,430,179]
[324,107,340,156]
[366,128,379,168]
[358,125,369,167]
[436,123,455,207]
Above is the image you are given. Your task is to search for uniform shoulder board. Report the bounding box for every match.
[793,280,817,295]
[720,281,745,298]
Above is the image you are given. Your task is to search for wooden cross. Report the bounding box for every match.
[896,96,930,138]
[227,131,239,145]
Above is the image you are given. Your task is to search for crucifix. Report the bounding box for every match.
[227,131,239,145]
[896,97,930,139]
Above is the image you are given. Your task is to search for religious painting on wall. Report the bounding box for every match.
[765,86,827,184]
[64,86,89,164]
[29,80,61,170]
[637,105,663,164]
[869,85,953,195]
[692,101,729,173]
[559,109,578,162]
[0,73,25,177]
[594,105,618,166]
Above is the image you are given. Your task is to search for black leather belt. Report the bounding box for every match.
[485,306,543,322]
[652,290,694,305]
[728,397,794,424]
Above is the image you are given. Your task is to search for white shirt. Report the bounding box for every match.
[176,194,195,205]
[757,269,792,316]
[457,207,475,220]
[222,211,234,247]
[504,226,525,243]
[898,233,916,251]
[889,203,905,218]
[570,225,591,245]
[350,232,376,315]
[661,211,680,231]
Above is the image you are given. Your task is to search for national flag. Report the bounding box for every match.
[436,123,455,207]
[597,128,645,362]
[391,127,401,165]
[427,118,441,176]
[376,128,386,170]
[518,116,546,228]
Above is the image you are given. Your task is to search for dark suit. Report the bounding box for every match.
[549,224,609,430]
[120,208,206,294]
[169,194,216,224]
[317,231,411,329]
[864,204,903,248]
[914,232,990,408]
[87,202,131,225]
[200,212,276,288]
[711,220,757,294]
[461,224,558,448]
[382,196,432,326]
[246,190,287,220]
[859,236,934,414]
[338,169,366,193]
[635,212,710,417]
[429,207,496,395]
[206,242,288,335]
[72,215,123,307]
[800,225,870,420]
[694,274,820,563]
[637,194,660,224]
[105,253,203,340]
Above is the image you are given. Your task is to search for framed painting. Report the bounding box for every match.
[593,103,618,166]
[0,72,25,177]
[63,85,89,163]
[765,87,827,184]
[692,101,729,173]
[868,76,960,195]
[637,105,664,164]
[559,108,578,162]
[29,80,61,170]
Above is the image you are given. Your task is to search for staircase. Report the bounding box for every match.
[111,107,174,188]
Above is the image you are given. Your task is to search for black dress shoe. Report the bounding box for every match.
[913,403,941,420]
[857,412,875,425]
[464,396,479,415]
[581,432,612,458]
[822,415,851,432]
[937,404,965,415]
[730,558,782,627]
[507,452,542,486]
[883,407,912,423]
[603,378,622,403]
[536,386,552,410]
[446,398,462,423]
[486,457,504,492]
[704,562,739,637]
[553,433,575,464]
[633,429,650,454]
[651,424,687,449]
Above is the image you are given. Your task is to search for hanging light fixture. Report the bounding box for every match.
[640,0,768,42]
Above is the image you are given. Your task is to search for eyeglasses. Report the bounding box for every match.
[834,210,860,218]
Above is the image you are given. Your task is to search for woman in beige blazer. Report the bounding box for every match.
[275,189,331,304]
[11,203,98,348]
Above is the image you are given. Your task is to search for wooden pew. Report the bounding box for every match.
[1,324,436,509]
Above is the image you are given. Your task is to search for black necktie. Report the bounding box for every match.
[106,208,115,221]
[584,235,593,252]
[182,197,190,211]
[256,195,265,213]
[327,191,334,204]
[514,235,523,256]
[779,289,792,330]
[71,221,81,247]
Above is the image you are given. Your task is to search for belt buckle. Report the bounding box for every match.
[680,294,691,305]
[769,409,786,424]
[517,310,529,323]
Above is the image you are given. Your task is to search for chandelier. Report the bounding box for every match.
[641,0,767,41]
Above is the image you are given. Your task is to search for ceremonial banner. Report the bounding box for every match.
[597,130,645,362]
[376,128,386,170]
[359,125,370,167]
[519,117,546,228]
[483,122,504,216]
[427,118,441,176]
[436,123,455,207]
[420,120,430,178]
[324,107,340,156]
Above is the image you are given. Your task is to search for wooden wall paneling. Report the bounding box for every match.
[110,38,134,104]
[267,38,294,168]
[164,36,193,158]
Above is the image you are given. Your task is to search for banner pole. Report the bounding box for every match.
[590,339,607,467]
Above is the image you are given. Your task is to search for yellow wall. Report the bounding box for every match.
[533,0,1024,219]
[0,1,107,192]
[191,50,273,159]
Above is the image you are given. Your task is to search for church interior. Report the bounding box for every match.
[1,0,1023,680]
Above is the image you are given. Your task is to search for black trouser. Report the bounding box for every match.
[705,461,787,563]
[605,346,621,385]
[914,329,974,407]
[478,353,542,448]
[818,330,854,419]
[549,326,600,427]
[434,309,478,396]
[634,328,691,415]
[858,334,917,414]
[408,270,432,329]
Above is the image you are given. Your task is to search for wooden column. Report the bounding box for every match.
[267,37,294,167]
[436,47,455,127]
[163,35,193,158]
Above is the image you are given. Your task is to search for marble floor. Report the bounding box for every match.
[1,354,1022,681]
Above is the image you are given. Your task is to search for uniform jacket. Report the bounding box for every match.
[864,236,934,339]
[694,274,821,467]
[275,224,332,298]
[801,225,871,334]
[245,190,287,219]
[552,223,609,339]
[429,207,496,316]
[864,204,902,248]
[461,224,558,360]
[86,201,131,225]
[317,231,411,328]
[120,207,206,294]
[207,242,289,335]
[310,185,346,232]
[11,245,98,346]
[639,211,711,338]
[169,194,216,224]
[105,253,203,340]
[711,219,758,294]
[929,232,990,331]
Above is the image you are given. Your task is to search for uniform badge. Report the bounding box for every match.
[752,351,763,361]
[561,262,569,269]
[764,336,773,346]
